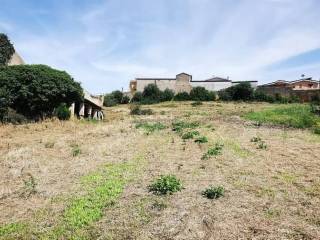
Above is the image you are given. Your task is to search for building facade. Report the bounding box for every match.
[130,73,257,94]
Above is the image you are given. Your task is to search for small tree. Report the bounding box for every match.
[0,34,15,66]
[142,84,161,103]
[190,87,216,101]
[161,88,174,101]
[0,64,83,120]
[0,88,10,122]
[219,82,253,101]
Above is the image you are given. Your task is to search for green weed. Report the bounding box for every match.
[135,122,166,134]
[195,136,208,144]
[172,121,200,133]
[202,186,224,199]
[202,143,224,159]
[181,131,200,140]
[148,175,182,195]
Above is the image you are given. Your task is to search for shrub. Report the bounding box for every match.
[142,84,162,104]
[2,108,27,124]
[148,175,182,195]
[202,186,224,199]
[161,88,175,102]
[202,143,224,159]
[181,131,200,140]
[103,94,117,107]
[191,101,203,107]
[129,104,153,115]
[219,82,253,101]
[195,136,208,144]
[54,103,71,120]
[0,34,15,66]
[257,141,268,150]
[104,91,128,107]
[190,87,216,101]
[121,95,130,104]
[0,88,10,122]
[313,124,320,135]
[131,91,143,102]
[174,92,190,101]
[0,64,83,120]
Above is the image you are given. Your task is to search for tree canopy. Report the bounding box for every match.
[0,33,15,66]
[0,64,83,120]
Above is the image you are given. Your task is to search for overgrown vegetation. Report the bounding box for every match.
[132,84,215,104]
[181,130,200,140]
[135,122,166,134]
[0,64,83,122]
[219,82,254,101]
[104,90,130,107]
[202,186,224,199]
[130,104,153,115]
[54,103,71,120]
[202,143,224,159]
[245,104,320,129]
[148,175,182,195]
[0,33,15,66]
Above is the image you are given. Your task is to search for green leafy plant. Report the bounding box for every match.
[148,175,182,195]
[202,143,224,159]
[257,141,268,150]
[190,87,216,101]
[202,186,224,199]
[181,131,200,140]
[54,103,71,120]
[195,136,208,144]
[0,33,15,66]
[130,104,153,115]
[172,121,199,133]
[135,122,166,134]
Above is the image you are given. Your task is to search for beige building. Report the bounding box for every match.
[130,73,257,94]
[130,73,192,94]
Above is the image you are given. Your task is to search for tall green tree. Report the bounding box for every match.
[0,64,83,119]
[0,33,15,66]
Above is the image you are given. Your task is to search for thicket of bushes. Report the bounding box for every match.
[219,82,300,103]
[103,90,130,107]
[0,64,83,123]
[131,84,216,104]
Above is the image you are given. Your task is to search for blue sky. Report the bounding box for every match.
[1,0,320,93]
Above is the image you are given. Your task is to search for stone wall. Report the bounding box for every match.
[258,86,320,102]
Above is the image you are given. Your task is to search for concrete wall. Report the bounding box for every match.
[191,81,231,91]
[257,86,320,102]
[136,79,176,92]
[176,73,192,93]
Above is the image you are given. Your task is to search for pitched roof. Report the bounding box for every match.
[191,76,231,83]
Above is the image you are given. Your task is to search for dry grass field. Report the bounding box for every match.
[1,101,320,239]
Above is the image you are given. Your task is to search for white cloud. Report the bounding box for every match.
[4,0,320,93]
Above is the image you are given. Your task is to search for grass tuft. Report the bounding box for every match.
[135,122,166,134]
